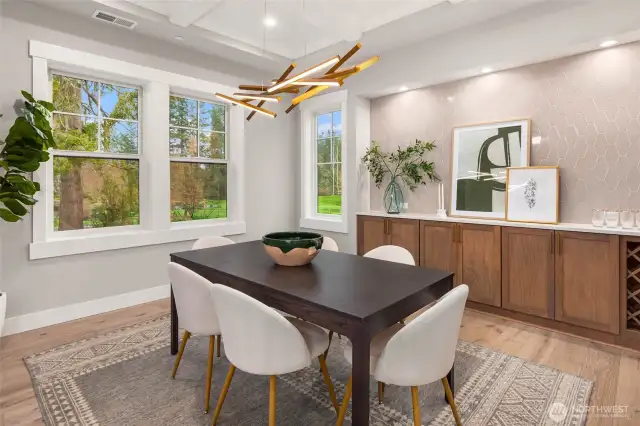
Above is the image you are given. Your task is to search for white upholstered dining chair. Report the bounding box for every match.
[322,236,340,252]
[209,284,339,426]
[191,236,235,357]
[192,236,235,250]
[168,262,222,413]
[364,245,415,265]
[336,285,469,426]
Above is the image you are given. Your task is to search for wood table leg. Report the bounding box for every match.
[170,286,178,355]
[350,330,371,426]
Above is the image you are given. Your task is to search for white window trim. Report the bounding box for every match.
[299,90,348,234]
[29,41,246,259]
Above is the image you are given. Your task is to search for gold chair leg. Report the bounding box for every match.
[441,377,462,426]
[336,375,353,426]
[217,335,222,357]
[204,335,216,413]
[171,330,191,379]
[378,382,385,404]
[269,375,277,426]
[212,364,236,426]
[411,386,421,426]
[323,331,334,361]
[318,355,339,412]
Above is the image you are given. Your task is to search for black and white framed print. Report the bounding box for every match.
[450,119,531,219]
[506,166,560,224]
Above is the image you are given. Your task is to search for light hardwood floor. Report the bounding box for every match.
[1,301,639,425]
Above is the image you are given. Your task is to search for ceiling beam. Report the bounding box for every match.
[168,0,223,27]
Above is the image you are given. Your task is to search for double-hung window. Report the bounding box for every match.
[51,74,140,232]
[169,95,228,222]
[299,90,347,234]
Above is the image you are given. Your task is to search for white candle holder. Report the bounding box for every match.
[436,209,447,218]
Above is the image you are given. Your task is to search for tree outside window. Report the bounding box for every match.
[316,111,342,215]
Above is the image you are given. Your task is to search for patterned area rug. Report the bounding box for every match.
[24,314,592,425]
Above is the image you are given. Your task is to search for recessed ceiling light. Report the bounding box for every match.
[399,85,409,92]
[600,40,618,48]
[447,96,455,102]
[481,67,493,74]
[174,36,184,41]
[263,16,277,27]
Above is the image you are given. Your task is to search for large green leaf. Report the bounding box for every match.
[0,208,20,222]
[2,198,27,216]
[21,91,36,103]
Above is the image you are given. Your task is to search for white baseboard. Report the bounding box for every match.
[2,285,169,337]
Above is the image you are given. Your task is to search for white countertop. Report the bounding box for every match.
[358,211,640,237]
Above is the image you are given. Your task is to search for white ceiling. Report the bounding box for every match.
[22,0,640,98]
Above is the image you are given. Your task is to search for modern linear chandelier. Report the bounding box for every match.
[216,43,378,120]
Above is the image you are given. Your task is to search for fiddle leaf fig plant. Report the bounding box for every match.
[362,139,440,190]
[0,91,56,222]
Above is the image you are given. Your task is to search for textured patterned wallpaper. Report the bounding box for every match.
[370,41,640,223]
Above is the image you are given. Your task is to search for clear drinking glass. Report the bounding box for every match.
[635,210,640,229]
[592,209,605,227]
[621,210,635,229]
[605,209,620,228]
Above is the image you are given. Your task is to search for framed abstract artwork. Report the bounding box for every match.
[506,166,560,224]
[450,119,531,219]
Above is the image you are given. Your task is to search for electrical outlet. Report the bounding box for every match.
[403,203,409,209]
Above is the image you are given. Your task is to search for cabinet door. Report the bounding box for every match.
[458,223,502,307]
[420,221,457,274]
[357,215,388,255]
[502,227,554,319]
[555,231,620,334]
[388,218,420,263]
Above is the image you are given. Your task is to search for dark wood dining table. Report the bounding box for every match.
[170,240,454,426]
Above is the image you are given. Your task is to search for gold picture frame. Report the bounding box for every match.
[449,118,532,220]
[505,166,560,224]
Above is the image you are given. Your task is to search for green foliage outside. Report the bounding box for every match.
[318,195,341,215]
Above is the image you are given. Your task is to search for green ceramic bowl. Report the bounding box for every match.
[262,232,324,266]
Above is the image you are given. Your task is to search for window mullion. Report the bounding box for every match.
[97,83,103,152]
[196,101,200,158]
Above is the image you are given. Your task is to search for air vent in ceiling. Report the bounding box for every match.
[92,10,138,29]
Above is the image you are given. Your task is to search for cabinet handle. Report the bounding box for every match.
[387,219,392,235]
[455,224,460,243]
[550,233,554,253]
[556,234,562,254]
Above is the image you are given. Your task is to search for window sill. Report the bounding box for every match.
[300,216,348,234]
[29,221,246,260]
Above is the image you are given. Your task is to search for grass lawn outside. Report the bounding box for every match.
[318,195,342,215]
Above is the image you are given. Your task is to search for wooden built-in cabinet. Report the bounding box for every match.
[457,223,501,307]
[357,214,636,351]
[555,231,619,334]
[357,215,419,261]
[502,227,554,319]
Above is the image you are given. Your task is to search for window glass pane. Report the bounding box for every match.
[102,120,138,154]
[199,102,225,132]
[317,138,331,163]
[333,163,342,196]
[332,111,342,136]
[332,136,341,162]
[170,96,197,128]
[199,131,225,159]
[53,113,99,151]
[169,128,198,157]
[170,162,227,221]
[53,157,139,231]
[52,75,98,116]
[316,113,331,138]
[101,84,138,120]
[317,165,341,215]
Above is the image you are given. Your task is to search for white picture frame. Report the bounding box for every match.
[506,166,560,224]
[450,119,531,219]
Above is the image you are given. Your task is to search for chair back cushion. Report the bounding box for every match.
[374,285,469,386]
[210,284,311,375]
[168,262,220,336]
[364,245,415,265]
[322,236,340,252]
[192,236,235,250]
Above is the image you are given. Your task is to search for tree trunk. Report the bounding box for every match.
[58,162,84,230]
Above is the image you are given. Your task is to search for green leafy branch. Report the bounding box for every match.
[362,139,440,191]
[0,91,56,222]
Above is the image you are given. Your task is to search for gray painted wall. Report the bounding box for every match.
[0,3,296,318]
